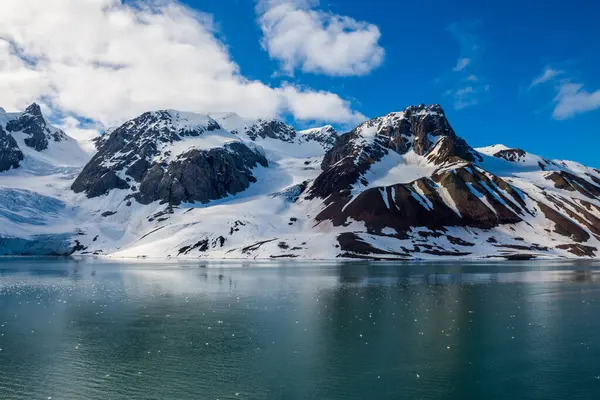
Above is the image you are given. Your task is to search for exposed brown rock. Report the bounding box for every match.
[536,201,589,242]
[337,232,410,258]
[546,171,600,199]
[556,244,597,257]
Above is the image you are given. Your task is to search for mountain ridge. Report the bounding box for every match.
[1,102,599,260]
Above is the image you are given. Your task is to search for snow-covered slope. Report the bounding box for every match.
[1,103,600,260]
[0,104,95,254]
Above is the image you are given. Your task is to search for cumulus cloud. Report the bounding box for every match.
[552,83,600,120]
[257,0,384,76]
[0,0,365,134]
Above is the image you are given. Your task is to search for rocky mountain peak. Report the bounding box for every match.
[72,109,268,203]
[362,103,455,156]
[310,104,480,199]
[404,103,445,116]
[245,118,296,143]
[24,102,43,118]
[114,110,221,145]
[298,125,339,149]
[4,102,67,152]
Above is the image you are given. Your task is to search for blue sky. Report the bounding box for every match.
[188,0,600,166]
[0,0,598,166]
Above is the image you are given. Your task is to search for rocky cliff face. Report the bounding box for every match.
[71,110,269,205]
[0,126,24,172]
[134,143,267,205]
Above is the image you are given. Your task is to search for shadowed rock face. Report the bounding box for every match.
[135,142,267,205]
[0,126,24,172]
[5,103,65,151]
[73,111,220,197]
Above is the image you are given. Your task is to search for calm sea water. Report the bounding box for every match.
[0,258,599,399]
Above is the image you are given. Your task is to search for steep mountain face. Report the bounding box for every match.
[0,125,23,172]
[72,111,271,204]
[1,102,600,259]
[134,143,268,205]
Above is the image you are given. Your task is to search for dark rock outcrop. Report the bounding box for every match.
[72,167,130,197]
[556,243,597,257]
[135,142,267,205]
[73,110,222,197]
[245,119,296,142]
[493,148,526,162]
[536,201,589,242]
[0,126,24,172]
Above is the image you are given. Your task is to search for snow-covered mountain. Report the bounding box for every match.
[1,102,600,260]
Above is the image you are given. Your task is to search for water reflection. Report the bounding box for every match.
[0,258,599,400]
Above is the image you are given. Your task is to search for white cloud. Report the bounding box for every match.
[0,0,365,134]
[529,66,600,120]
[453,58,471,72]
[530,67,562,88]
[257,0,384,76]
[553,83,600,120]
[57,116,101,142]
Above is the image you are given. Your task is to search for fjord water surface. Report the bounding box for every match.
[0,258,599,399]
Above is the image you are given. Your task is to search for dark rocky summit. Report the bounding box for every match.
[309,104,481,200]
[0,125,24,172]
[5,103,66,151]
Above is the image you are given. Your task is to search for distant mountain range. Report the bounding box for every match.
[1,102,599,259]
